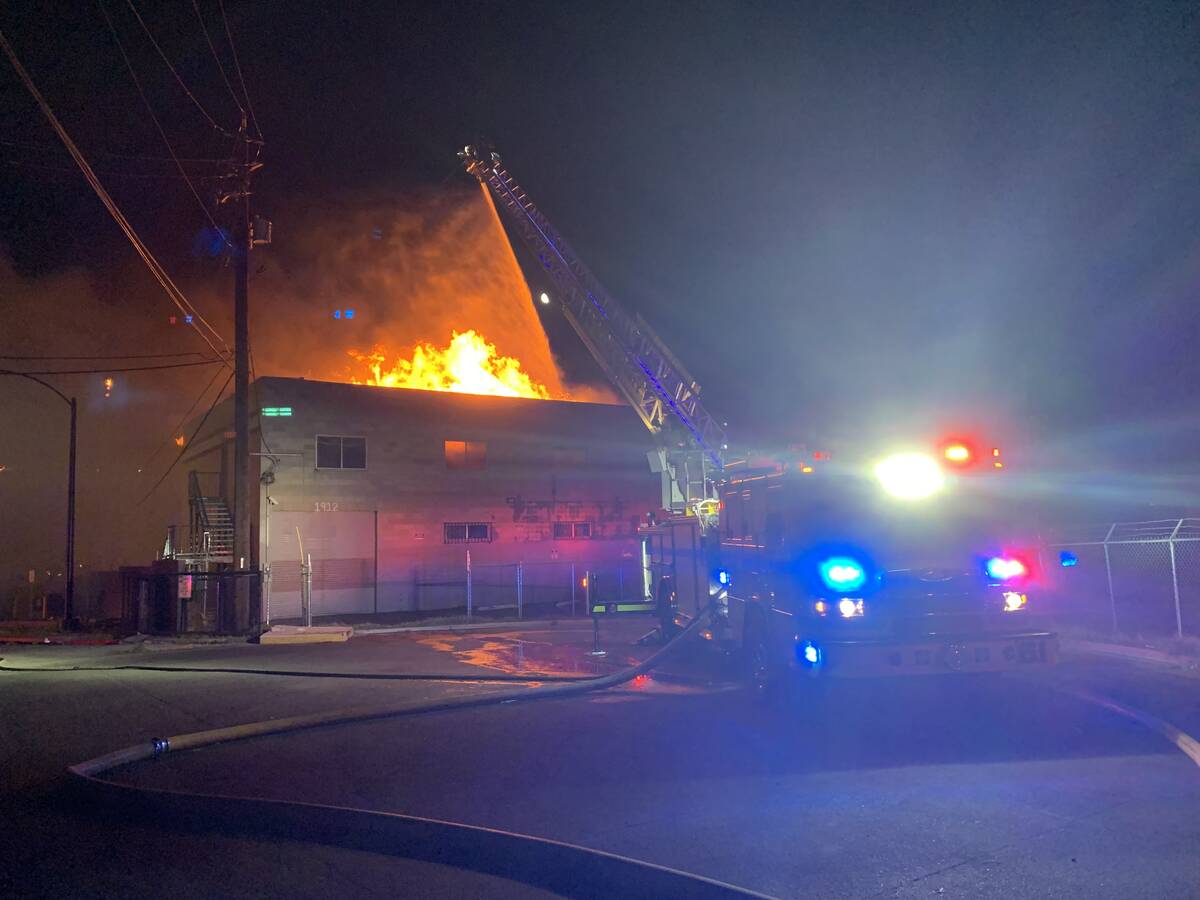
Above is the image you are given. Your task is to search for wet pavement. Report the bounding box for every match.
[3,623,1200,898]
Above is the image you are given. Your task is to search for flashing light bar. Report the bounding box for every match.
[943,443,971,463]
[985,557,1027,581]
[261,407,293,417]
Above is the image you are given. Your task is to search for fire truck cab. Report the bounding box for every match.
[643,443,1057,689]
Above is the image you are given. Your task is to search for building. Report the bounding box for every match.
[163,377,661,625]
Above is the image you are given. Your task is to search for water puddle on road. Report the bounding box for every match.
[412,632,716,698]
[414,632,631,678]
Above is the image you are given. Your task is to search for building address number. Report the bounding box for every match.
[313,501,340,512]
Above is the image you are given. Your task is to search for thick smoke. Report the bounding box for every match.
[235,184,615,401]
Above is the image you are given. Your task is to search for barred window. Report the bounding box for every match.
[444,522,492,543]
[553,522,592,540]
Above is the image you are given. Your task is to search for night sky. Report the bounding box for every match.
[2,0,1200,581]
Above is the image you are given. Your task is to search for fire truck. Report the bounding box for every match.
[462,146,1057,685]
[642,444,1057,687]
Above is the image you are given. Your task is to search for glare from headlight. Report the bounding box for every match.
[837,598,864,618]
[875,453,945,500]
[1002,591,1027,612]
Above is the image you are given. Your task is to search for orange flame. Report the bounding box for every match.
[349,330,553,400]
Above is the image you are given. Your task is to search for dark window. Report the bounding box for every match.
[445,440,486,470]
[316,436,341,469]
[341,437,366,469]
[554,522,592,540]
[316,435,367,470]
[444,522,492,544]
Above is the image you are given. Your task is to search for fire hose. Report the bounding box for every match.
[55,604,774,899]
[0,659,593,682]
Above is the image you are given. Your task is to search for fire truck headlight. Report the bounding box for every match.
[875,453,945,500]
[837,598,864,618]
[1002,591,1027,612]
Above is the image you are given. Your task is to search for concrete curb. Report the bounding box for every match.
[260,625,352,645]
[352,618,586,636]
[1063,638,1200,673]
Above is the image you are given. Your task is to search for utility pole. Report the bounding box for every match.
[66,397,76,627]
[228,118,260,632]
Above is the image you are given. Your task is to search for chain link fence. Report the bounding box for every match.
[121,570,262,635]
[462,557,643,620]
[1046,519,1200,638]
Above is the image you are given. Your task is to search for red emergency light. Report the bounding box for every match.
[940,438,977,467]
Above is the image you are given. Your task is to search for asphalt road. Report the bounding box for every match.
[2,625,1199,898]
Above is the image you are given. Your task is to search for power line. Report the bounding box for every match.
[217,0,262,140]
[136,360,227,479]
[0,351,211,360]
[0,25,232,364]
[137,367,234,506]
[99,0,232,247]
[9,358,223,375]
[0,136,227,164]
[3,158,225,180]
[191,0,245,119]
[119,0,235,138]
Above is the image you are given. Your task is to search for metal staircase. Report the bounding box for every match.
[186,471,234,563]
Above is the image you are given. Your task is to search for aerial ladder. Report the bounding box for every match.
[459,145,727,527]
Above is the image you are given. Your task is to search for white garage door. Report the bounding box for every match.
[267,511,375,620]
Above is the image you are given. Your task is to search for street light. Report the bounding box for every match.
[1,369,77,628]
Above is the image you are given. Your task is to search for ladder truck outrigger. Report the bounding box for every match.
[461,146,1057,691]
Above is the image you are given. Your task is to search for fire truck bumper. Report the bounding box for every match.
[799,631,1058,678]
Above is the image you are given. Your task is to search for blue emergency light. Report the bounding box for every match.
[798,640,823,668]
[819,556,866,592]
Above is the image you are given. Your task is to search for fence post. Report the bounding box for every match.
[301,552,313,628]
[1169,519,1184,638]
[466,550,473,622]
[263,564,272,628]
[1102,523,1117,634]
[517,561,524,619]
[570,563,576,617]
